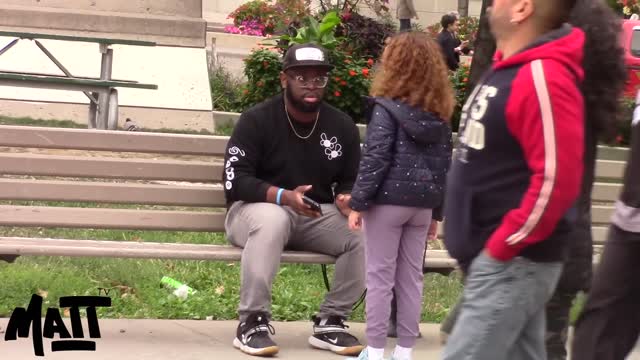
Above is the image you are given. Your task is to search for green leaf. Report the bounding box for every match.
[319,12,341,37]
[307,17,320,40]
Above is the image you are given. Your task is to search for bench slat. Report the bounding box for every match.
[592,205,614,224]
[0,72,158,89]
[0,151,622,184]
[592,182,622,202]
[0,125,227,155]
[0,179,225,207]
[0,204,612,245]
[0,237,457,268]
[0,179,616,223]
[0,205,224,232]
[0,153,222,182]
[595,159,626,179]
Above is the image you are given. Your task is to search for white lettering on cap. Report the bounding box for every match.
[295,47,324,61]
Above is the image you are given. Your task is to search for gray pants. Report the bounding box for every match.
[363,205,432,349]
[225,201,365,322]
[442,252,562,360]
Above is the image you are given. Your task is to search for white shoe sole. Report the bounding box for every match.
[233,337,279,357]
[307,336,364,356]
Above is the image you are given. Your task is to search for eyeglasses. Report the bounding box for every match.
[287,74,329,88]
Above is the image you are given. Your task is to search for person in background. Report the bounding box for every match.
[570,89,640,360]
[397,0,418,32]
[544,0,627,358]
[347,31,454,360]
[441,0,584,358]
[437,14,470,71]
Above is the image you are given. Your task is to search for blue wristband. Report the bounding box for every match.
[276,188,285,205]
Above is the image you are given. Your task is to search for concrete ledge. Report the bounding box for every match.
[0,99,214,133]
[3,0,203,18]
[208,32,269,51]
[0,4,206,47]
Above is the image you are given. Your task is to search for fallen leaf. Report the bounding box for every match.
[63,308,70,317]
[215,286,225,295]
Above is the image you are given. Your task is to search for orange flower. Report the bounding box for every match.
[335,76,342,81]
[243,89,249,95]
[334,91,341,97]
[349,70,357,76]
[367,58,374,67]
[362,68,369,77]
[463,77,468,83]
[340,80,347,86]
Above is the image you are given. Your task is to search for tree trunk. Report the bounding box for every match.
[466,0,496,96]
[458,0,469,17]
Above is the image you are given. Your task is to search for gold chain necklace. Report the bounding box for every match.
[285,102,319,140]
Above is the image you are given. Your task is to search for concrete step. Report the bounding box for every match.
[2,0,202,18]
[0,4,206,47]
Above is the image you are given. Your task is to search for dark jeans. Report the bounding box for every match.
[399,19,411,32]
[571,225,640,360]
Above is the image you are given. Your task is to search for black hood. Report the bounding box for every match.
[365,97,448,145]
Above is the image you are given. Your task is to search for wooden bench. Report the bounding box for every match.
[0,30,158,130]
[0,125,627,270]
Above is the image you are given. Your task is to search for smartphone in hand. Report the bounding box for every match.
[302,195,323,215]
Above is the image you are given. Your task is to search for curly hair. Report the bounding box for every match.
[370,31,455,120]
[570,0,627,140]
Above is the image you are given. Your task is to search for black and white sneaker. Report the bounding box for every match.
[308,315,364,356]
[232,312,279,357]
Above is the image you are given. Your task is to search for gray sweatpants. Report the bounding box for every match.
[225,201,365,322]
[363,205,432,349]
[442,252,562,360]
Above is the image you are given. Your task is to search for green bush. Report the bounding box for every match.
[325,52,373,122]
[209,63,244,113]
[239,11,373,122]
[336,12,396,60]
[449,63,471,132]
[613,96,634,146]
[238,48,283,111]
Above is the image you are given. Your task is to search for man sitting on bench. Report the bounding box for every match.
[223,43,365,357]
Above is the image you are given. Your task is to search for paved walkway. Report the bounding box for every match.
[1,319,639,359]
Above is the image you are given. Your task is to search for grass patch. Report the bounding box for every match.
[0,227,463,322]
[0,115,228,136]
[0,115,84,129]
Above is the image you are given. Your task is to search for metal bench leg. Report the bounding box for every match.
[88,91,98,129]
[107,89,119,130]
[96,44,114,130]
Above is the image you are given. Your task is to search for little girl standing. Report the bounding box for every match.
[348,32,454,360]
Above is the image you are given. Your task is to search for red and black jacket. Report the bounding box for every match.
[443,25,586,268]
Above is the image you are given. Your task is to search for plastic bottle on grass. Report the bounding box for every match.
[161,276,197,300]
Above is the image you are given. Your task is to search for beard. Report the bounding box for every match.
[285,86,322,113]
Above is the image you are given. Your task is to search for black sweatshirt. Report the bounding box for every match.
[223,94,361,206]
[437,31,462,71]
